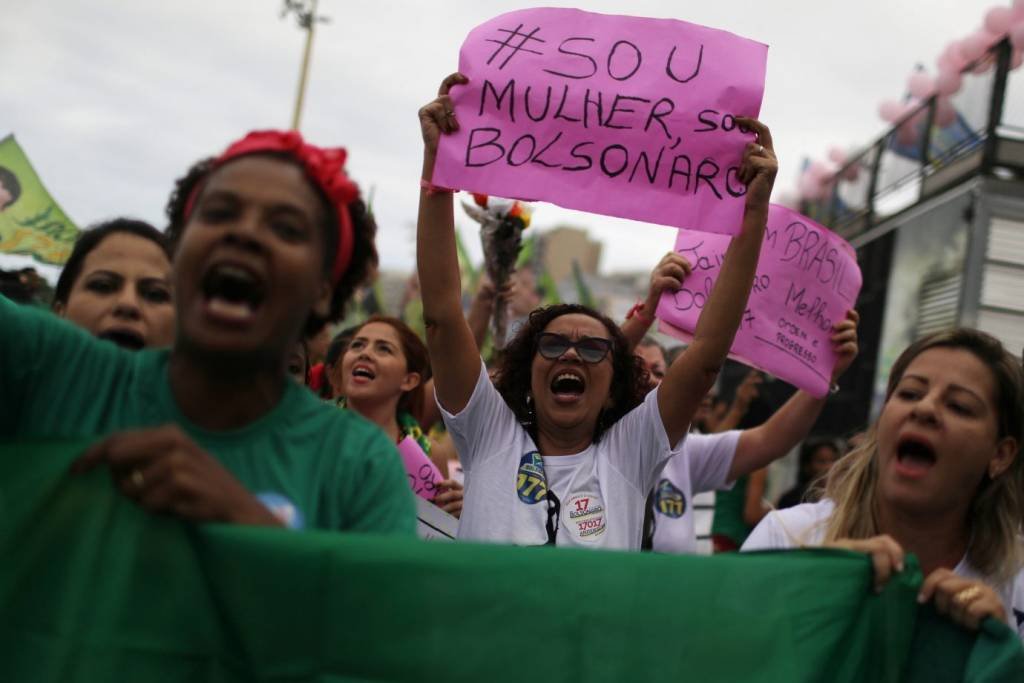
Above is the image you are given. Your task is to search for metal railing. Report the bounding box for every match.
[806,39,1016,240]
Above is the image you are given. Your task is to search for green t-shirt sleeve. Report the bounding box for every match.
[0,294,123,437]
[335,423,417,536]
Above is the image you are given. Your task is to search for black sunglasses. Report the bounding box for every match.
[536,333,612,364]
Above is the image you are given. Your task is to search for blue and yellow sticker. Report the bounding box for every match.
[516,451,548,504]
[653,478,686,518]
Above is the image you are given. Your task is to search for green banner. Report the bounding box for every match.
[0,135,79,266]
[1,438,1022,682]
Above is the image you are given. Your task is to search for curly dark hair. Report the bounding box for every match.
[163,152,378,336]
[492,303,648,444]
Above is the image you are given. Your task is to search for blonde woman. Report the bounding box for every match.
[743,329,1023,638]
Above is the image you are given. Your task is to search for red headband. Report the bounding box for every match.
[183,130,358,284]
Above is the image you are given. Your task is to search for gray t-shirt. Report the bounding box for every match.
[442,362,681,549]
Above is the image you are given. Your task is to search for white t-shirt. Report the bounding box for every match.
[443,362,682,549]
[743,500,1024,641]
[650,431,740,554]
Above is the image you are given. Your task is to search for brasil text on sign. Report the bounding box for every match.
[656,204,863,397]
[433,8,768,236]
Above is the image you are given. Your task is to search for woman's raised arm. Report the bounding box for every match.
[657,118,778,447]
[417,73,481,414]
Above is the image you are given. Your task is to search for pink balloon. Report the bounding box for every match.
[879,100,902,122]
[937,42,968,73]
[907,71,935,98]
[935,97,956,128]
[961,30,997,62]
[899,100,925,124]
[985,6,1015,35]
[1011,21,1024,49]
[935,68,962,95]
[827,147,847,165]
[807,160,834,182]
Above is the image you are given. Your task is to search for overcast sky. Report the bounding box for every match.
[1,0,995,279]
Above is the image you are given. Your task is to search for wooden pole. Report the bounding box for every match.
[290,0,318,131]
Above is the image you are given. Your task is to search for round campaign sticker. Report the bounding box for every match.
[257,492,304,530]
[653,478,686,519]
[563,492,606,541]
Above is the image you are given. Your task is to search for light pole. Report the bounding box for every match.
[282,0,329,131]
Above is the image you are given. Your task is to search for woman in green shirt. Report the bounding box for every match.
[3,130,415,534]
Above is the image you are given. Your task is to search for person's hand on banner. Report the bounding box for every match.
[918,568,1008,630]
[71,425,282,526]
[734,117,778,212]
[830,309,860,383]
[434,479,464,518]
[825,534,905,594]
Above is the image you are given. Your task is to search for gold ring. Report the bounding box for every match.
[130,469,145,489]
[953,585,983,607]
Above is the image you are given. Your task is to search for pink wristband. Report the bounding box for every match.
[420,178,454,195]
[626,301,654,327]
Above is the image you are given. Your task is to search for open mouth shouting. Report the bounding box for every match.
[350,363,377,386]
[200,262,266,326]
[894,434,937,478]
[550,369,586,404]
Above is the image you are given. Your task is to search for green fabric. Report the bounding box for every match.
[0,135,80,266]
[2,438,1022,683]
[0,294,415,534]
[712,472,751,544]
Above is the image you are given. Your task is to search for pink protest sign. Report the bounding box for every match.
[398,436,444,501]
[433,8,768,235]
[656,205,863,397]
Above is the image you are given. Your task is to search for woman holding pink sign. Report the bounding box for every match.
[339,315,464,517]
[416,73,778,549]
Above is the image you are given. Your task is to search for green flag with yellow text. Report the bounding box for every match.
[0,135,79,266]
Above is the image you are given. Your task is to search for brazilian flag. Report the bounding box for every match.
[0,135,79,266]
[1,438,1022,682]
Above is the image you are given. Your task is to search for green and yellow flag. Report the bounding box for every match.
[0,135,79,266]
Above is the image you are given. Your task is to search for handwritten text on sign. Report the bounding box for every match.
[398,437,444,501]
[433,8,768,235]
[656,205,863,397]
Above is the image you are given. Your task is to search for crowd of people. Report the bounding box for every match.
[1,73,1022,646]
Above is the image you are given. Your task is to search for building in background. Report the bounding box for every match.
[803,38,1024,432]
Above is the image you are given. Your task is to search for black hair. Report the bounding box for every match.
[325,326,359,368]
[53,218,171,308]
[0,166,21,209]
[796,437,842,487]
[492,303,648,443]
[164,153,378,336]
